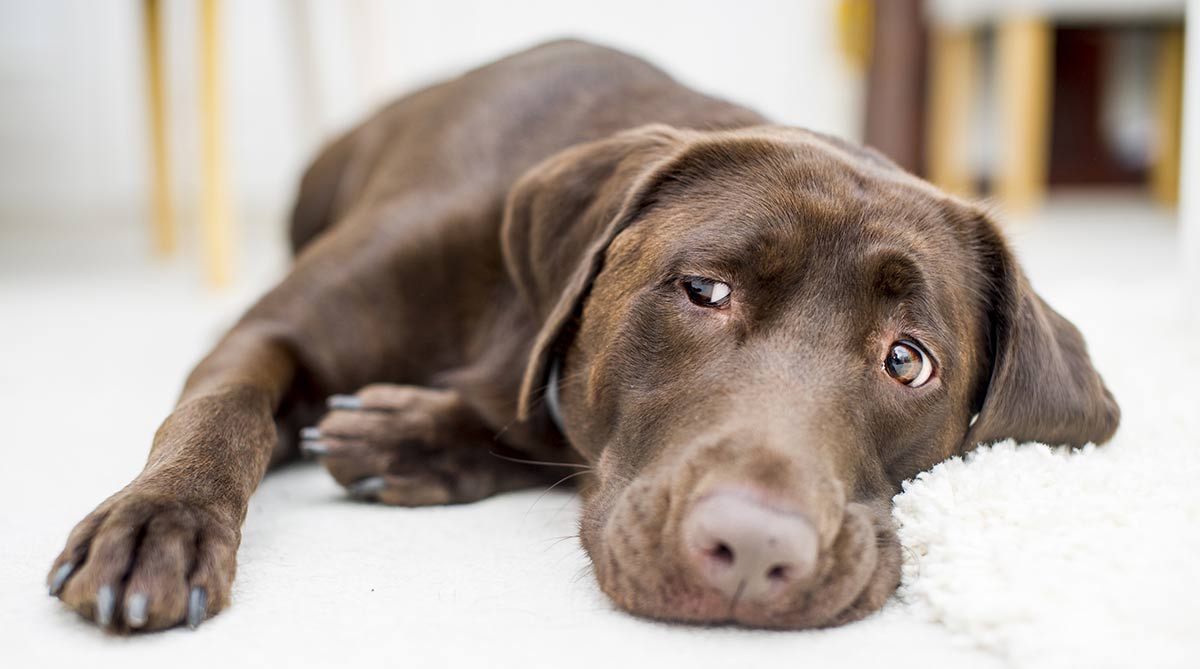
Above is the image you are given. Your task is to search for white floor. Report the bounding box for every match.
[0,195,1195,668]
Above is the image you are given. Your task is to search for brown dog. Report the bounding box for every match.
[47,40,1119,632]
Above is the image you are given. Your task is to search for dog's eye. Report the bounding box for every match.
[682,276,731,308]
[884,341,934,387]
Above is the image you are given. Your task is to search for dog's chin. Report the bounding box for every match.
[578,477,901,629]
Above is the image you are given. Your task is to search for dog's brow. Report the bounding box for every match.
[863,248,925,299]
[663,220,796,278]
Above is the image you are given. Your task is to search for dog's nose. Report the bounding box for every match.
[683,491,819,603]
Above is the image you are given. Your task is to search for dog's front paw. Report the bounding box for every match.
[47,484,239,633]
[302,384,507,505]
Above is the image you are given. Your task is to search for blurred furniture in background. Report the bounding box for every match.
[867,0,1187,213]
[1152,23,1185,204]
[862,0,928,177]
[143,0,173,256]
[143,0,233,286]
[1183,0,1199,314]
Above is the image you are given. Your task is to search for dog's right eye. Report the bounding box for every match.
[884,341,934,387]
[682,276,731,308]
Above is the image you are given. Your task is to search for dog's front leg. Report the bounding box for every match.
[45,323,299,632]
[45,220,411,632]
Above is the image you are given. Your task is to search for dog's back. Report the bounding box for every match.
[290,40,765,255]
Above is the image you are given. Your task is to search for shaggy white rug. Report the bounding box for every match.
[1,197,1195,668]
[895,438,1200,669]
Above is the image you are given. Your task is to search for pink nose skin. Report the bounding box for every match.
[683,492,820,604]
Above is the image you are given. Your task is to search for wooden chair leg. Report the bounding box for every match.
[1151,26,1184,207]
[926,25,978,197]
[1181,5,1199,318]
[995,16,1054,213]
[199,0,233,287]
[143,0,175,256]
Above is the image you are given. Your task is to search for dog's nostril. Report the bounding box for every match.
[708,542,735,566]
[766,564,791,582]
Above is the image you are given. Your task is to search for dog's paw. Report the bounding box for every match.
[48,485,239,633]
[302,384,508,505]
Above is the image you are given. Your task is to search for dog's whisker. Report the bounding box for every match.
[549,489,583,524]
[490,419,516,441]
[541,534,582,553]
[551,543,588,568]
[488,450,591,470]
[540,533,581,544]
[570,564,594,585]
[523,470,591,521]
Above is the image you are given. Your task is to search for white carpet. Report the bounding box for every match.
[1,196,1195,668]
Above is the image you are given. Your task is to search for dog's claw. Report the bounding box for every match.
[187,587,207,630]
[301,440,329,458]
[327,394,363,410]
[49,562,73,596]
[126,592,148,628]
[348,476,387,500]
[300,426,322,440]
[96,585,116,628]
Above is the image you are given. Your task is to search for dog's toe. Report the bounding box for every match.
[300,426,322,441]
[48,562,74,596]
[299,431,330,459]
[347,476,388,500]
[125,592,149,628]
[186,587,208,629]
[326,394,363,410]
[343,473,454,506]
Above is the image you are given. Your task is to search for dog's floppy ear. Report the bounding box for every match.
[502,124,686,422]
[964,213,1120,449]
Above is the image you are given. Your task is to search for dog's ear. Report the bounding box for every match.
[502,124,686,422]
[964,213,1120,449]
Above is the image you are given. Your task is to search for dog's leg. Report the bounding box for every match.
[46,327,295,632]
[46,224,420,632]
[301,384,564,505]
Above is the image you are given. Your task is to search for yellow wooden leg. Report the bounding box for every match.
[200,0,232,287]
[926,26,978,197]
[995,16,1054,213]
[836,0,873,72]
[1151,25,1184,206]
[143,0,175,255]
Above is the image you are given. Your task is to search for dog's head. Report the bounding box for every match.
[502,124,1119,628]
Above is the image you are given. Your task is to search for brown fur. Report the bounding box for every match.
[47,40,1118,632]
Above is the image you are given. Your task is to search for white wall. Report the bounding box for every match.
[0,0,864,240]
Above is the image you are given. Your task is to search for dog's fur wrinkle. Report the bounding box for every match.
[47,39,1118,633]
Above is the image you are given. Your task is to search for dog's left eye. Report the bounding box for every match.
[682,276,731,308]
[884,341,934,387]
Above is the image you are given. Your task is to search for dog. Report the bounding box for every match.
[47,40,1119,632]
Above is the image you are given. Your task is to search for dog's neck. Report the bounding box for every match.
[545,358,566,434]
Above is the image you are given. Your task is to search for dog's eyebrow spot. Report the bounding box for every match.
[662,220,801,283]
[865,249,924,299]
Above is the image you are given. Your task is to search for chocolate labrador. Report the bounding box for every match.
[47,40,1119,632]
